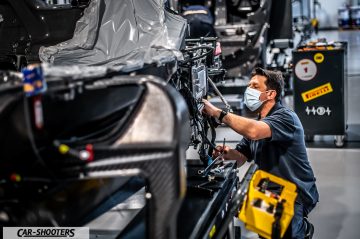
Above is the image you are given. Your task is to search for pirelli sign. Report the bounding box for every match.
[301,82,333,102]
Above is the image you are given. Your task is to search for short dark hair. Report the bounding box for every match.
[251,67,284,101]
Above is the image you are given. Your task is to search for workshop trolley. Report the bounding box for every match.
[293,41,347,147]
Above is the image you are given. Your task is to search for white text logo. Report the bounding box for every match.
[305,106,331,116]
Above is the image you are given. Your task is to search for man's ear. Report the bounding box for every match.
[268,90,276,100]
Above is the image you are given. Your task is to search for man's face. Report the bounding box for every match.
[248,75,269,102]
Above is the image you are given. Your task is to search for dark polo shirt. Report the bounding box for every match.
[236,102,319,209]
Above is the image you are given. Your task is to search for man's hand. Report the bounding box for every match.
[213,145,243,160]
[202,99,221,118]
[213,145,247,167]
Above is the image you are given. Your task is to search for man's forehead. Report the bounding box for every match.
[250,75,267,83]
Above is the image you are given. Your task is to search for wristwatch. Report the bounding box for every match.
[218,110,228,123]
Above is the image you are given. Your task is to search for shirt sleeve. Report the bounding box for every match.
[261,109,296,142]
[235,137,252,161]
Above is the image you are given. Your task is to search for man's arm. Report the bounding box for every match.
[222,113,271,140]
[202,100,271,140]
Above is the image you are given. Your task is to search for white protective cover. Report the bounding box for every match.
[39,0,186,72]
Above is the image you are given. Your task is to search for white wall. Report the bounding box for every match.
[311,0,348,29]
[293,0,311,19]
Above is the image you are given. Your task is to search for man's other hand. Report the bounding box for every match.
[213,145,243,161]
[202,99,221,118]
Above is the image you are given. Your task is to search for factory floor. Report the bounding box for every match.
[212,29,360,239]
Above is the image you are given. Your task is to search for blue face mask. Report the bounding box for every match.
[244,87,266,112]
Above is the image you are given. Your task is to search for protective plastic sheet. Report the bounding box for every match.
[39,0,187,71]
[42,63,110,81]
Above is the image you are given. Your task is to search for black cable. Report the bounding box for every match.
[182,45,213,52]
[23,96,56,179]
[181,50,213,64]
[199,116,209,164]
[207,115,217,156]
[181,88,217,163]
[180,47,214,65]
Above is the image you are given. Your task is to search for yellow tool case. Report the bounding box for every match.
[239,170,298,239]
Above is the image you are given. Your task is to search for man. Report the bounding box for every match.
[202,68,319,239]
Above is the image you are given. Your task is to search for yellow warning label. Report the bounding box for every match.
[314,53,324,63]
[301,82,333,102]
